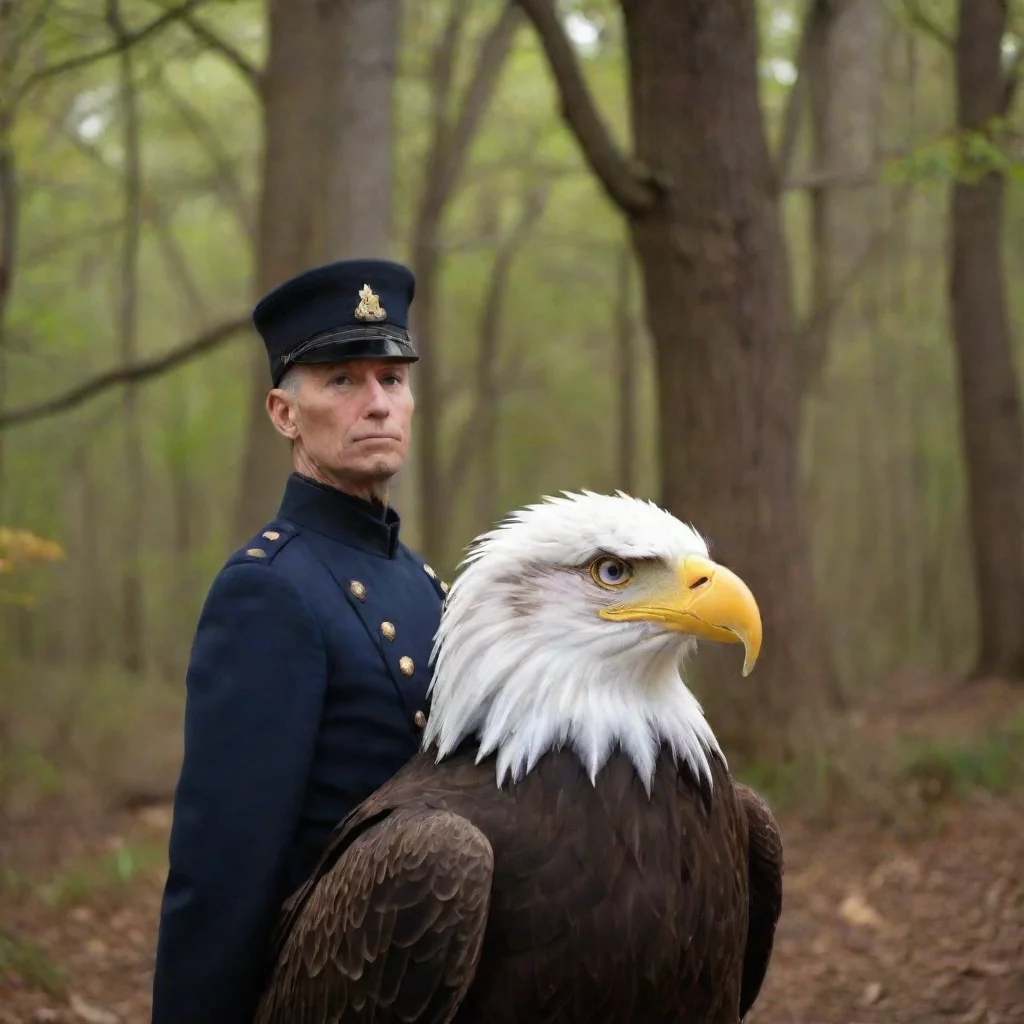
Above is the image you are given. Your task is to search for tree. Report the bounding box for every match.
[516,0,837,757]
[233,0,402,541]
[407,0,523,562]
[949,0,1024,681]
[109,0,147,673]
[802,0,886,394]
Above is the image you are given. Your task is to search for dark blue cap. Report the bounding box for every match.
[252,258,419,386]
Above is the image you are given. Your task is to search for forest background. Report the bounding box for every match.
[2,2,1024,1021]
[2,0,1023,765]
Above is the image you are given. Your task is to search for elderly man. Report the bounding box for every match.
[151,259,447,1024]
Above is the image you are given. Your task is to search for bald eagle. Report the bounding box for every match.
[255,491,784,1024]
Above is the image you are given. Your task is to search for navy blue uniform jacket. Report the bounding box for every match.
[151,473,447,1024]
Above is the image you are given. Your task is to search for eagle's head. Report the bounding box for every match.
[422,491,762,793]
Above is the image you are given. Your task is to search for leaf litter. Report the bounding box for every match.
[1,789,1022,1023]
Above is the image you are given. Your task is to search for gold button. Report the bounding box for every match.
[246,548,266,558]
[440,580,449,593]
[262,530,280,541]
[399,656,414,676]
[350,581,366,600]
[414,710,427,729]
[423,564,436,578]
[380,621,396,641]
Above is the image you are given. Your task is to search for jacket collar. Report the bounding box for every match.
[277,472,401,558]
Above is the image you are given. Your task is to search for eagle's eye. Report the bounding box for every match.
[590,555,633,589]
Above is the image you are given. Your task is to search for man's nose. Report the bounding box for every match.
[362,379,390,416]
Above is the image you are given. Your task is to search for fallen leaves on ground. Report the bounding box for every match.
[747,792,1024,1024]
[1,789,1023,1023]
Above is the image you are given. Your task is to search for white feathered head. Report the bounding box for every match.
[423,491,762,792]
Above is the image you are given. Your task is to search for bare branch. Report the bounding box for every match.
[431,2,523,209]
[614,240,636,493]
[157,70,256,244]
[108,0,143,378]
[902,0,954,49]
[795,184,913,393]
[16,0,211,100]
[431,0,472,130]
[64,119,248,294]
[445,173,551,498]
[1,0,53,85]
[774,0,830,192]
[0,317,251,430]
[471,184,545,523]
[153,0,262,92]
[410,0,525,563]
[22,218,124,268]
[514,0,657,213]
[784,153,908,192]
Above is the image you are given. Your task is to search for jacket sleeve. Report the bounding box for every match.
[151,561,327,1024]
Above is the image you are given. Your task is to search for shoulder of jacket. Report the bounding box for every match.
[224,521,300,570]
[400,543,451,598]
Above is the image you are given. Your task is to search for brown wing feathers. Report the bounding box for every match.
[736,783,785,1020]
[254,807,494,1024]
[255,752,783,1023]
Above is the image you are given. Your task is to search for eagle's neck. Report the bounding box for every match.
[423,629,725,794]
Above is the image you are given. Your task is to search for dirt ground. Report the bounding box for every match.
[2,682,1023,1024]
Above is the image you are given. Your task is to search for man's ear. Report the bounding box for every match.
[266,386,300,440]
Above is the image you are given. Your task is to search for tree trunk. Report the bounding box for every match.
[234,0,332,541]
[151,207,210,679]
[233,0,400,542]
[409,0,522,566]
[69,441,105,666]
[321,0,399,259]
[950,0,1024,681]
[472,184,548,533]
[0,108,13,525]
[323,0,406,515]
[0,2,19,524]
[802,0,885,704]
[614,243,635,494]
[111,3,146,674]
[804,0,885,394]
[518,0,838,755]
[621,0,837,757]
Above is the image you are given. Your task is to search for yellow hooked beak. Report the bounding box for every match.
[598,555,763,676]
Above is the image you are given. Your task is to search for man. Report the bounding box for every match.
[151,259,448,1024]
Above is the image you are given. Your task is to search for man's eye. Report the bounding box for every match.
[332,376,350,386]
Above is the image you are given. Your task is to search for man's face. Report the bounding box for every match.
[266,358,414,496]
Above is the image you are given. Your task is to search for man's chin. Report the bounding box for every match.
[347,457,400,484]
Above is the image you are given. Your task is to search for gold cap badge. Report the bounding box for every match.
[354,284,387,322]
